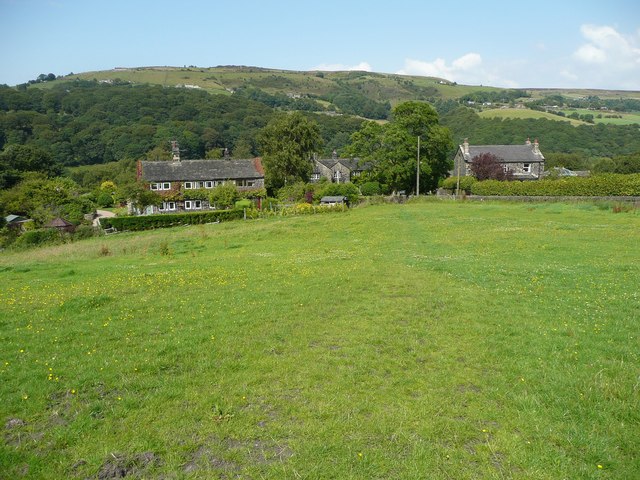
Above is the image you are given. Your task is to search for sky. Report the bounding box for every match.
[1,0,639,90]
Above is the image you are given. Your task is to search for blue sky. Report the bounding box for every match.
[2,0,639,90]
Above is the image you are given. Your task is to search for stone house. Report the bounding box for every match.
[452,138,545,180]
[311,152,371,183]
[137,157,264,214]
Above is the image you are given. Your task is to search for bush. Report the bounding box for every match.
[360,181,382,196]
[314,182,360,205]
[209,183,239,209]
[235,199,252,209]
[11,228,65,249]
[470,174,640,196]
[97,192,114,208]
[73,224,100,240]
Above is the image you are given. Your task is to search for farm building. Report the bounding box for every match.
[452,138,545,180]
[311,151,371,184]
[137,143,264,213]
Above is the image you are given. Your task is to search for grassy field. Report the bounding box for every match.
[477,108,588,126]
[559,108,640,126]
[1,201,639,479]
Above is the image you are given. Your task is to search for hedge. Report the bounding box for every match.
[99,209,245,231]
[470,174,640,196]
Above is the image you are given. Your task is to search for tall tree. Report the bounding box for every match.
[258,112,323,191]
[345,101,453,193]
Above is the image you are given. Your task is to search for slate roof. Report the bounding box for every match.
[315,158,371,171]
[462,145,544,163]
[140,158,264,182]
[5,214,27,224]
[45,217,73,228]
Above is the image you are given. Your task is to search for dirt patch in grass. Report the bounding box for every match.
[97,451,161,479]
[182,436,293,474]
[4,417,43,448]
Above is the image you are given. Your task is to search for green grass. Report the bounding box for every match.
[478,108,588,126]
[559,108,640,126]
[1,201,639,479]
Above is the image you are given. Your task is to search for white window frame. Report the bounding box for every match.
[150,183,159,190]
[205,181,213,189]
[162,182,171,190]
[160,201,176,211]
[523,163,532,173]
[184,182,194,189]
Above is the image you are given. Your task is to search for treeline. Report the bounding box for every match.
[459,89,530,104]
[0,81,364,188]
[441,107,640,158]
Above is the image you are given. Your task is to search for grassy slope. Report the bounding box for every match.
[1,201,639,479]
[42,66,508,103]
[477,108,588,126]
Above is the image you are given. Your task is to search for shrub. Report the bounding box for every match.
[360,181,382,196]
[97,192,114,208]
[74,224,99,240]
[11,229,64,249]
[470,174,640,196]
[235,199,252,210]
[209,183,239,209]
[314,182,360,205]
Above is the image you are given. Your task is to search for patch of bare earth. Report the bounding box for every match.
[97,451,161,479]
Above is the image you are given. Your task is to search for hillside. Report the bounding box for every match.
[2,66,639,187]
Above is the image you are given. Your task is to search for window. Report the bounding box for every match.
[205,181,213,189]
[184,182,194,189]
[160,201,176,211]
[150,183,159,190]
[162,182,171,190]
[523,163,532,173]
[184,200,202,210]
[236,179,255,187]
[310,173,320,181]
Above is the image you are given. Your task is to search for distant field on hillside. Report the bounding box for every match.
[1,201,638,479]
[477,107,587,126]
[559,108,640,126]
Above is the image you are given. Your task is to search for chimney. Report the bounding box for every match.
[171,140,180,161]
[533,138,540,154]
[332,149,338,160]
[224,147,230,160]
[525,137,531,145]
[462,138,469,155]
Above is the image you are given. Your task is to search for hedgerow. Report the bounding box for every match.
[470,174,640,196]
[441,176,477,193]
[99,201,349,232]
[100,209,245,231]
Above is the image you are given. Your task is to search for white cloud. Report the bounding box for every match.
[396,53,517,88]
[570,24,640,89]
[574,44,606,64]
[396,54,480,80]
[312,62,372,72]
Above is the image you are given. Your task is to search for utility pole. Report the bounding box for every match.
[416,135,420,196]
